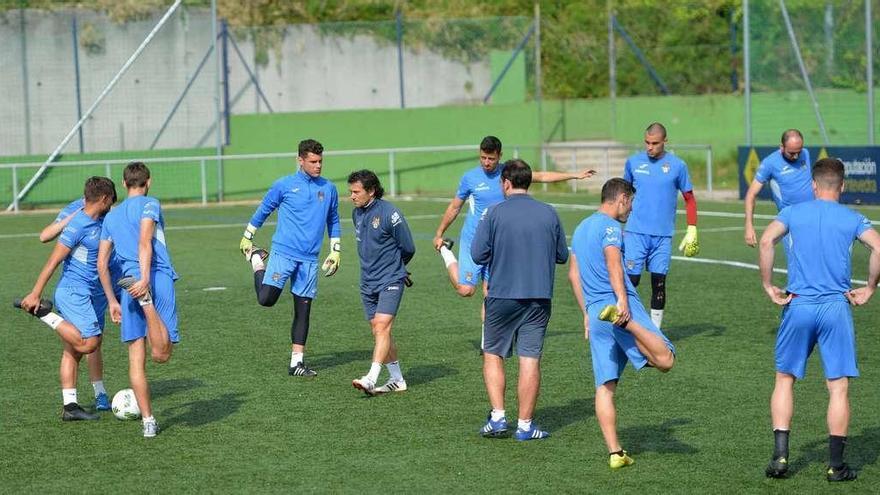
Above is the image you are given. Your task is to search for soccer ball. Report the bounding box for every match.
[112,389,141,420]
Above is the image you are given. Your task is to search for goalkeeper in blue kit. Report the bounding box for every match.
[239,139,341,377]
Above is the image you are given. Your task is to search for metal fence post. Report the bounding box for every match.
[200,159,207,205]
[216,157,223,202]
[706,146,713,197]
[12,165,19,213]
[541,144,548,192]
[513,146,520,159]
[570,149,577,192]
[867,0,875,145]
[389,151,397,197]
[105,162,111,178]
[604,148,611,183]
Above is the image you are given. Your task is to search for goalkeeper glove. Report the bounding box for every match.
[322,238,341,277]
[240,224,257,257]
[678,225,699,257]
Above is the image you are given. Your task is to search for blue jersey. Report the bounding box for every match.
[57,198,122,288]
[623,152,693,237]
[352,198,415,293]
[571,212,640,307]
[754,148,813,211]
[456,164,505,240]
[777,199,872,302]
[249,170,341,262]
[101,195,177,279]
[57,210,103,291]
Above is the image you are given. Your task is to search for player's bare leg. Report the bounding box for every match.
[143,303,171,363]
[613,317,674,371]
[826,377,850,436]
[370,314,394,365]
[59,342,98,420]
[482,353,506,411]
[770,373,795,430]
[517,356,541,421]
[52,320,101,354]
[128,338,152,418]
[596,381,622,452]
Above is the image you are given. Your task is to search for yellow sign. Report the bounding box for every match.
[744,148,760,183]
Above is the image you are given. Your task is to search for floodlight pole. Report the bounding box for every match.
[212,0,224,201]
[744,0,751,146]
[867,0,875,145]
[7,0,184,211]
[535,3,543,147]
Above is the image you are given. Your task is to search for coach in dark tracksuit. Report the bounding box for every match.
[348,169,416,396]
[471,158,569,441]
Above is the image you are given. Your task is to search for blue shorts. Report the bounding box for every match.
[623,232,671,276]
[483,298,551,359]
[263,252,318,298]
[458,235,489,287]
[54,285,104,338]
[776,299,858,380]
[119,270,180,344]
[587,295,675,388]
[361,281,406,320]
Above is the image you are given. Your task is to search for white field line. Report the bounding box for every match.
[671,255,868,286]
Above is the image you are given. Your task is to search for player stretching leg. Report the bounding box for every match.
[569,178,675,469]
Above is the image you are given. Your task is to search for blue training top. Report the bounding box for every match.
[471,194,568,300]
[571,212,640,307]
[249,170,341,262]
[755,148,814,211]
[777,199,872,303]
[455,164,505,241]
[623,151,693,237]
[101,195,177,280]
[58,198,122,289]
[352,198,415,293]
[57,210,104,291]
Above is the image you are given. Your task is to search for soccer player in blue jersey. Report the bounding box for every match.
[568,177,675,469]
[347,170,415,395]
[36,196,124,411]
[471,159,569,441]
[433,136,592,330]
[239,139,341,377]
[744,129,813,247]
[622,122,699,329]
[16,177,117,421]
[759,158,880,482]
[98,162,178,438]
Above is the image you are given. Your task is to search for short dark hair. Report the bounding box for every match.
[348,169,384,199]
[298,139,324,158]
[480,136,502,154]
[781,129,804,145]
[501,159,532,190]
[123,161,150,188]
[645,122,667,138]
[812,157,845,190]
[83,176,117,204]
[601,178,636,203]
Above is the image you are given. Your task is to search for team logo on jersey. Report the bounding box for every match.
[626,260,636,270]
[272,272,282,282]
[662,163,670,173]
[317,191,325,201]
[465,272,474,283]
[372,216,381,229]
[391,211,402,226]
[292,187,300,193]
[635,163,650,175]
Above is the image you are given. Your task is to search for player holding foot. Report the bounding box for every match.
[471,159,569,441]
[98,162,178,438]
[743,129,812,248]
[623,122,699,329]
[239,139,341,377]
[347,170,415,396]
[37,195,125,411]
[759,158,880,482]
[16,177,117,421]
[433,136,592,331]
[568,178,676,468]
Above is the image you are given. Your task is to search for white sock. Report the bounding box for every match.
[491,409,506,421]
[366,362,382,383]
[137,293,153,307]
[62,388,77,406]
[518,418,532,430]
[40,312,64,330]
[386,361,403,382]
[439,246,457,268]
[92,380,106,396]
[251,253,265,271]
[651,309,664,329]
[142,415,155,425]
[290,352,303,367]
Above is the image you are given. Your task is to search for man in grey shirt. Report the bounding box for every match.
[471,158,569,441]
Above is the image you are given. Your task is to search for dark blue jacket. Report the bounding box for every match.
[471,193,568,300]
[352,198,415,293]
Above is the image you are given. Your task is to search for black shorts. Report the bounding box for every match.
[361,281,406,321]
[483,298,551,358]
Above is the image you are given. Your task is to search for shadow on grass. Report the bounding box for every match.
[788,426,880,476]
[663,323,726,341]
[150,378,206,399]
[405,364,458,387]
[161,392,247,430]
[620,418,699,455]
[308,350,372,371]
[538,397,594,431]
